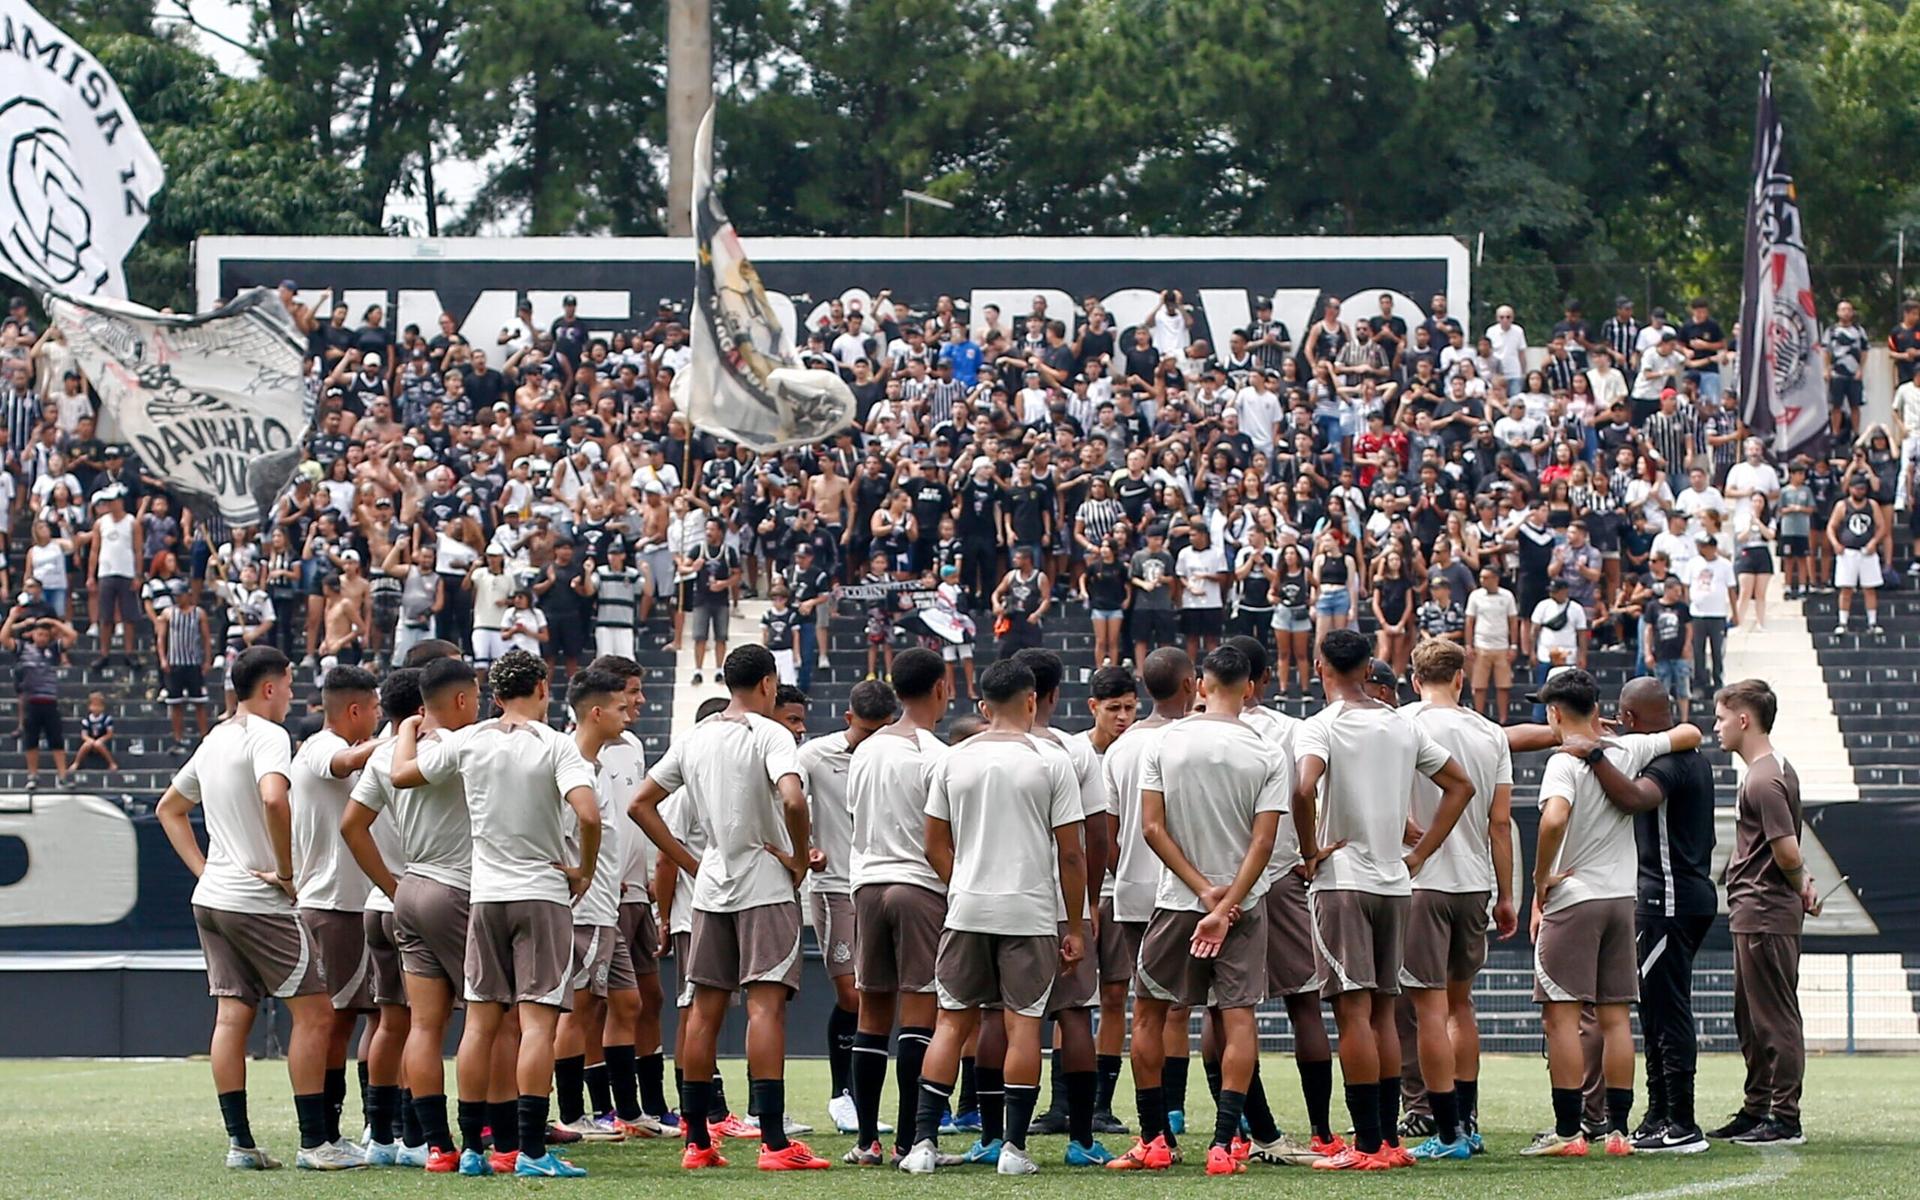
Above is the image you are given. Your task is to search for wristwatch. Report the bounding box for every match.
[1583,746,1607,766]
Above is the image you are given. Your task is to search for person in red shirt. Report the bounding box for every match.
[1352,412,1406,490]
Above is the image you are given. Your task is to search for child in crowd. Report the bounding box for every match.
[66,691,118,779]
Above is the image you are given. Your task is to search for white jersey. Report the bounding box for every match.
[1241,704,1304,880]
[646,711,803,914]
[1103,718,1172,922]
[848,723,948,895]
[660,789,705,935]
[1142,713,1290,912]
[798,732,855,896]
[291,729,372,913]
[926,730,1082,936]
[350,730,472,893]
[1295,699,1452,897]
[600,733,652,904]
[1401,701,1512,894]
[568,746,627,927]
[1538,731,1674,915]
[1035,725,1108,922]
[172,713,295,915]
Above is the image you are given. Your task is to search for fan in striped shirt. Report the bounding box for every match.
[1641,396,1696,479]
[1600,299,1641,369]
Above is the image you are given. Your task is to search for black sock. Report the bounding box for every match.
[1668,1071,1696,1129]
[958,1055,978,1114]
[517,1094,549,1160]
[1096,1054,1122,1113]
[1066,1070,1096,1148]
[1345,1082,1382,1155]
[1551,1087,1583,1139]
[896,1027,933,1154]
[490,1099,520,1154]
[977,1066,1006,1143]
[605,1045,640,1121]
[1298,1058,1334,1140]
[1004,1083,1040,1150]
[682,1080,713,1149]
[1244,1065,1280,1143]
[1163,1053,1190,1114]
[1135,1083,1166,1143]
[1376,1079,1401,1147]
[1606,1087,1634,1136]
[1202,1056,1224,1104]
[555,1054,587,1124]
[1045,1048,1066,1115]
[366,1083,401,1145]
[294,1092,330,1151]
[324,1066,347,1143]
[1213,1089,1248,1149]
[827,1006,857,1098]
[915,1079,952,1147]
[1430,1088,1459,1144]
[673,1065,686,1117]
[708,1073,730,1121]
[218,1089,254,1149]
[1455,1078,1478,1133]
[751,1079,789,1151]
[639,1052,667,1117]
[851,1031,890,1146]
[418,1094,455,1154]
[357,1059,372,1130]
[400,1088,426,1148]
[585,1062,613,1117]
[457,1098,487,1154]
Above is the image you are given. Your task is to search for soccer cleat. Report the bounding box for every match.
[1247,1132,1322,1166]
[1065,1139,1114,1166]
[1030,1108,1069,1136]
[454,1148,490,1175]
[758,1140,831,1171]
[681,1142,729,1169]
[330,1137,368,1162]
[712,1113,759,1139]
[950,1108,981,1132]
[547,1121,584,1144]
[829,1091,860,1134]
[1409,1135,1472,1162]
[782,1114,814,1136]
[1205,1145,1246,1175]
[897,1138,941,1174]
[1637,1122,1709,1154]
[1605,1131,1634,1157]
[996,1143,1039,1175]
[1630,1115,1668,1141]
[396,1143,429,1168]
[1104,1135,1173,1171]
[1311,1146,1391,1170]
[1380,1143,1418,1168]
[962,1137,1004,1165]
[656,1110,682,1131]
[843,1140,886,1166]
[1229,1135,1250,1162]
[1308,1134,1348,1158]
[1167,1109,1186,1135]
[224,1145,281,1170]
[558,1114,625,1142]
[1398,1111,1436,1139]
[488,1150,520,1173]
[295,1143,367,1171]
[1706,1111,1766,1140]
[1731,1118,1805,1146]
[362,1140,400,1167]
[1091,1110,1130,1135]
[516,1151,588,1177]
[616,1114,665,1138]
[1520,1131,1589,1158]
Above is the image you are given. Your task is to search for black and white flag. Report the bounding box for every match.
[677,106,855,451]
[0,0,165,298]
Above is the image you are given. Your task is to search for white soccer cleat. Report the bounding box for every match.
[558,1115,625,1142]
[224,1145,282,1170]
[296,1142,367,1170]
[829,1091,860,1134]
[783,1114,813,1136]
[898,1139,940,1174]
[996,1143,1039,1175]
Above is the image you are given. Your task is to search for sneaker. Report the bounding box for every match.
[961,1137,1004,1165]
[656,1111,682,1131]
[898,1138,941,1174]
[1311,1146,1391,1170]
[1520,1131,1589,1158]
[488,1150,520,1173]
[1090,1109,1130,1135]
[843,1140,886,1166]
[692,672,704,685]
[547,1121,583,1144]
[712,1113,759,1139]
[295,1143,367,1171]
[1205,1145,1246,1175]
[395,1143,429,1167]
[828,1091,860,1134]
[558,1115,625,1142]
[681,1142,729,1169]
[455,1148,491,1176]
[616,1114,665,1138]
[1636,1122,1709,1154]
[516,1151,588,1177]
[1065,1139,1114,1166]
[758,1140,831,1170]
[224,1145,282,1170]
[1409,1135,1472,1161]
[785,1115,814,1135]
[362,1140,400,1167]
[1706,1111,1767,1140]
[1466,1130,1485,1155]
[1872,623,1886,637]
[1381,1143,1418,1168]
[1833,622,1848,635]
[1103,1136,1172,1171]
[1398,1111,1435,1139]
[1731,1118,1805,1146]
[1630,1115,1669,1141]
[1167,1109,1186,1135]
[996,1143,1038,1175]
[1605,1131,1634,1157]
[949,1109,980,1132]
[1308,1134,1348,1158]
[1030,1108,1069,1136]
[1247,1132,1321,1165]
[329,1138,367,1162]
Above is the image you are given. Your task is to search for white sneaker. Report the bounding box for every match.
[295,1142,367,1170]
[996,1143,1039,1175]
[395,1142,429,1167]
[362,1140,400,1167]
[330,1138,367,1161]
[783,1114,813,1136]
[225,1145,282,1170]
[558,1115,625,1142]
[898,1139,940,1174]
[1834,622,1848,634]
[829,1091,860,1134]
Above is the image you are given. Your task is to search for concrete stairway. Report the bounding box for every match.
[1721,576,1859,803]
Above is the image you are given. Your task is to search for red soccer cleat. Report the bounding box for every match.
[682,1142,730,1169]
[424,1148,460,1173]
[757,1140,831,1171]
[1205,1145,1247,1175]
[1105,1135,1175,1171]
[1311,1146,1393,1170]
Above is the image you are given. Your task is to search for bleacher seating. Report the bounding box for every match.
[1805,588,1920,796]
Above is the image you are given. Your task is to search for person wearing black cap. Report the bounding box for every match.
[1827,472,1887,635]
[587,540,642,660]
[551,297,588,369]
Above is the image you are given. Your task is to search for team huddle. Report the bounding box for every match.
[159,625,1816,1177]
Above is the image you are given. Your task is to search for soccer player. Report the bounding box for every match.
[801,679,900,1135]
[1711,679,1814,1146]
[1398,640,1516,1161]
[1013,647,1112,1165]
[629,644,829,1170]
[289,666,387,1162]
[156,646,347,1170]
[1121,645,1289,1176]
[392,647,603,1178]
[844,648,956,1166]
[1523,668,1701,1159]
[898,657,1086,1176]
[1079,665,1139,1136]
[1293,628,1474,1170]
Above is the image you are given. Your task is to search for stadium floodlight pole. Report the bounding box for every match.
[666,0,713,237]
[902,189,954,238]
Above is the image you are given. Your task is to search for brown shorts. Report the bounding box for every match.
[1534,897,1638,1005]
[363,909,407,1007]
[1049,919,1100,1014]
[1097,897,1142,987]
[687,902,804,995]
[935,929,1058,1018]
[853,883,945,995]
[464,899,574,1009]
[1312,889,1409,997]
[1401,890,1490,990]
[570,924,618,997]
[809,889,857,979]
[608,901,659,992]
[301,908,375,1012]
[393,875,470,986]
[1469,648,1514,689]
[1135,904,1268,1009]
[1263,871,1324,996]
[194,905,325,1007]
[672,931,695,1007]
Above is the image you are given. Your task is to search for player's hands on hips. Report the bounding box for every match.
[1191,910,1230,958]
[1528,904,1544,943]
[553,862,591,902]
[1493,896,1518,939]
[252,869,297,901]
[765,843,808,886]
[1302,839,1348,880]
[1403,850,1427,878]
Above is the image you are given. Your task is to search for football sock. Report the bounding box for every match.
[1095,1053,1123,1113]
[1344,1082,1381,1155]
[415,1093,455,1154]
[1551,1087,1583,1139]
[915,1079,952,1146]
[1298,1058,1334,1140]
[294,1092,330,1151]
[554,1054,587,1125]
[682,1080,713,1149]
[1044,1048,1066,1116]
[457,1098,487,1154]
[1213,1089,1247,1150]
[357,1060,372,1131]
[323,1067,347,1143]
[827,1005,857,1099]
[489,1100,520,1154]
[851,1031,890,1146]
[1202,1056,1223,1104]
[1135,1083,1167,1144]
[1004,1083,1040,1150]
[218,1089,254,1149]
[585,1062,612,1117]
[958,1055,978,1115]
[516,1095,548,1161]
[1455,1077,1478,1133]
[1430,1088,1459,1144]
[638,1052,668,1116]
[977,1065,1006,1143]
[1163,1053,1191,1114]
[896,1027,933,1154]
[1244,1065,1280,1143]
[751,1079,789,1151]
[1066,1070,1096,1147]
[605,1044,641,1121]
[366,1083,400,1145]
[1376,1079,1401,1147]
[1607,1087,1634,1136]
[400,1088,426,1147]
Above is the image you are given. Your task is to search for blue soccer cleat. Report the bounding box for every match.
[1065,1140,1115,1166]
[515,1151,588,1177]
[457,1148,493,1176]
[961,1137,1003,1165]
[1410,1135,1473,1161]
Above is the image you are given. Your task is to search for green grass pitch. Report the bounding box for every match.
[4,1054,1917,1197]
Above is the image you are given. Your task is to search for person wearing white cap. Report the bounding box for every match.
[468,544,518,669]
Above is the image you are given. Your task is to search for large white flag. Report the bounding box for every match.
[0,0,165,298]
[679,107,854,452]
[47,288,309,523]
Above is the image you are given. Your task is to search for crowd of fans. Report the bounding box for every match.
[7,282,1920,780]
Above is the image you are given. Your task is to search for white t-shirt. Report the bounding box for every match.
[1175,544,1228,610]
[470,568,518,631]
[567,746,627,927]
[798,732,856,896]
[500,605,547,654]
[94,512,137,578]
[660,789,705,935]
[1687,553,1736,618]
[1151,305,1191,356]
[646,711,803,914]
[1724,461,1781,499]
[291,729,372,913]
[600,733,652,902]
[848,724,948,895]
[1142,714,1289,912]
[1103,719,1170,922]
[1537,731,1673,914]
[344,731,407,915]
[1235,390,1284,455]
[416,717,598,905]
[1484,323,1528,377]
[1295,700,1452,897]
[1402,701,1512,895]
[926,730,1081,936]
[1465,587,1518,650]
[173,713,296,915]
[1036,725,1108,922]
[1240,704,1304,878]
[352,737,470,893]
[1675,486,1727,536]
[1530,596,1589,661]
